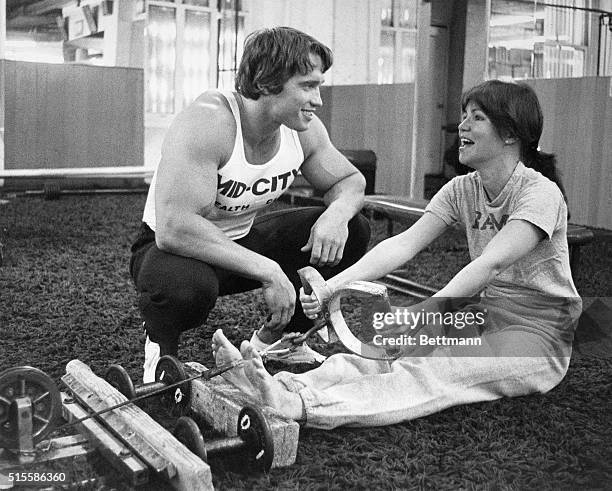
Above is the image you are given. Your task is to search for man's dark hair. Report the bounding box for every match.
[235,27,333,100]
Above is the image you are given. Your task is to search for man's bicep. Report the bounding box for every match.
[156,153,218,219]
[155,124,220,221]
[300,146,360,192]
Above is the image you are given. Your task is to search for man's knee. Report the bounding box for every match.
[135,248,219,332]
[348,213,371,247]
[165,283,218,317]
[139,277,218,323]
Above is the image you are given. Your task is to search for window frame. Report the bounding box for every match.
[145,0,247,125]
[378,0,418,84]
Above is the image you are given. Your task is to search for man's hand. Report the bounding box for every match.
[300,214,349,267]
[261,267,297,331]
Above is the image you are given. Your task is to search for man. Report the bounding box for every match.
[130,27,370,382]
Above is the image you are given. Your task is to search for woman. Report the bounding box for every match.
[211,80,582,429]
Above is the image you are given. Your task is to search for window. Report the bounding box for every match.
[145,0,247,115]
[488,0,612,80]
[378,0,418,84]
[217,1,246,89]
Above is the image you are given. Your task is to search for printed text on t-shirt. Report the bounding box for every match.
[471,211,509,231]
[217,169,299,199]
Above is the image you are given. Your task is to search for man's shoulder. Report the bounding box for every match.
[166,90,236,152]
[296,114,331,158]
[179,90,234,126]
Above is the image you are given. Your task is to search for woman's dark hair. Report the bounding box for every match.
[461,80,568,201]
[235,27,333,100]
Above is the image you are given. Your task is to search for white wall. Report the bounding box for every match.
[247,0,453,199]
[0,0,5,60]
[247,0,379,85]
[1,0,5,176]
[463,0,490,91]
[103,0,138,67]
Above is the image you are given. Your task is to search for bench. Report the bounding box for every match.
[0,166,153,199]
[363,194,594,297]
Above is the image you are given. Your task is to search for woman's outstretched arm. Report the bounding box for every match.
[326,213,449,290]
[434,218,545,298]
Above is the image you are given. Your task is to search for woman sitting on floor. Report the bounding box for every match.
[211,80,582,429]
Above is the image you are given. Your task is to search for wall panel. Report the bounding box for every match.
[526,77,612,229]
[321,78,610,229]
[4,61,143,171]
[320,83,414,196]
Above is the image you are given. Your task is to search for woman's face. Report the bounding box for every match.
[458,101,507,168]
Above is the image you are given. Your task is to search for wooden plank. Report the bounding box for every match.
[376,84,414,196]
[568,78,593,224]
[62,360,213,491]
[591,78,612,230]
[185,362,300,469]
[8,62,40,168]
[61,392,150,488]
[329,85,367,149]
[62,373,174,477]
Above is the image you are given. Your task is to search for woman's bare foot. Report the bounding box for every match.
[211,329,305,421]
[240,342,305,421]
[211,329,257,399]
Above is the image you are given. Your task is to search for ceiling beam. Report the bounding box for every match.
[7,14,58,29]
[24,0,76,16]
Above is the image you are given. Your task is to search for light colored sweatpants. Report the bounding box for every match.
[274,329,572,430]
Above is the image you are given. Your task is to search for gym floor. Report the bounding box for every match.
[1,193,610,489]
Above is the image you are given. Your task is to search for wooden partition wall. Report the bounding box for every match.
[320,84,415,197]
[320,79,611,229]
[526,77,612,229]
[2,62,609,228]
[3,60,143,171]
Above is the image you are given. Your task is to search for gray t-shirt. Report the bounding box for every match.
[426,162,580,302]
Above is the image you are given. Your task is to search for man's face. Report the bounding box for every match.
[267,53,325,131]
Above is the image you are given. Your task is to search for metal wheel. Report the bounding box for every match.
[155,355,190,416]
[237,405,274,473]
[105,364,136,399]
[0,366,62,449]
[174,416,208,462]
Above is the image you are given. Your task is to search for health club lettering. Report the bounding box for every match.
[215,169,299,211]
[472,211,509,231]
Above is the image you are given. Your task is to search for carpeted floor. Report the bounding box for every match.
[0,193,611,490]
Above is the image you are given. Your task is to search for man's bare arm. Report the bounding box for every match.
[154,93,296,327]
[298,116,366,266]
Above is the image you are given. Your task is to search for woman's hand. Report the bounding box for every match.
[299,287,322,320]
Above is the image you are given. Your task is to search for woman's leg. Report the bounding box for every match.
[213,326,568,430]
[276,330,568,429]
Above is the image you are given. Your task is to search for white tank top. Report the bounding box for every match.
[143,90,305,240]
